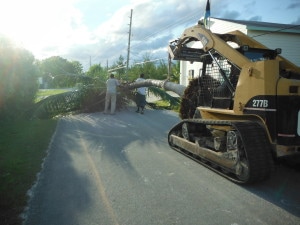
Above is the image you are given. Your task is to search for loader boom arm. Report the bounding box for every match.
[168,24,250,68]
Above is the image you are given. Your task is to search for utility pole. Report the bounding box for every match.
[106,59,109,76]
[168,53,171,80]
[126,9,133,81]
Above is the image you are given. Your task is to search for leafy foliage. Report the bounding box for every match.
[31,84,131,119]
[38,56,79,76]
[71,60,84,74]
[86,64,107,80]
[148,86,180,109]
[30,52,182,119]
[30,82,180,119]
[0,36,38,120]
[0,36,182,120]
[110,55,127,80]
[51,74,94,88]
[37,56,84,88]
[179,78,201,119]
[170,60,180,83]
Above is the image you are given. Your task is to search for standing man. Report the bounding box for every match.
[135,73,147,114]
[104,74,120,115]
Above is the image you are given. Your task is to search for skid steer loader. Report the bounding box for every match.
[167,21,300,183]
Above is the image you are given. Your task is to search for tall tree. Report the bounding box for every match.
[111,55,126,80]
[71,60,83,75]
[171,60,180,83]
[86,64,107,81]
[37,56,85,88]
[155,60,168,80]
[0,35,38,119]
[127,54,167,81]
[39,56,77,76]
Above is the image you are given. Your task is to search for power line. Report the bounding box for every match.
[108,58,166,72]
[93,8,202,66]
[130,9,200,50]
[127,8,203,64]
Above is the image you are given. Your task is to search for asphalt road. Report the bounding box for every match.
[22,107,300,225]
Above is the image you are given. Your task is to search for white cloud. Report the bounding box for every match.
[1,0,299,71]
[0,0,94,58]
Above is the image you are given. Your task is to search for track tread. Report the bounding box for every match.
[168,119,274,184]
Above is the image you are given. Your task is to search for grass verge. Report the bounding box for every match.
[152,100,180,112]
[35,89,70,102]
[0,119,58,225]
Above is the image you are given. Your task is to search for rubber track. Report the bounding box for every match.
[168,119,274,184]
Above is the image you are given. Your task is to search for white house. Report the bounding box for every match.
[180,18,300,86]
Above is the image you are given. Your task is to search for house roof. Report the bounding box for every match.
[213,18,300,34]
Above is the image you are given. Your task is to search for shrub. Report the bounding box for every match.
[0,36,38,120]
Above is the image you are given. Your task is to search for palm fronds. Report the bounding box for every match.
[147,87,180,109]
[31,85,129,119]
[30,79,184,119]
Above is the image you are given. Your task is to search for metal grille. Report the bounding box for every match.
[198,50,240,108]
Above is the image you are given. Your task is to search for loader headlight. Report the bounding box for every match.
[275,48,282,54]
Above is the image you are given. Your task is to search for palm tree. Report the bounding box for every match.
[30,78,186,119]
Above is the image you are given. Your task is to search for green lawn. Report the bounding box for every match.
[35,89,71,102]
[0,119,58,225]
[154,100,180,111]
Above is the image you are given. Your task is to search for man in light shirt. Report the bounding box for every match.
[104,74,120,115]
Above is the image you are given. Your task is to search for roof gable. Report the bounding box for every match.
[213,18,300,34]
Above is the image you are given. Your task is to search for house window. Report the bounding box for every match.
[188,69,194,80]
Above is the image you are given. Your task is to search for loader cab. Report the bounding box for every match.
[196,50,240,110]
[195,46,282,111]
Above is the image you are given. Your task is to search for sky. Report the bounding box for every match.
[1,0,300,71]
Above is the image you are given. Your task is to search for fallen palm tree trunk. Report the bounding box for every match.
[30,80,187,119]
[124,79,186,97]
[125,79,200,119]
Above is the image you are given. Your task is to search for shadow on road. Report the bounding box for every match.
[243,160,300,217]
[73,109,300,218]
[23,108,181,224]
[23,118,97,224]
[25,108,300,224]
